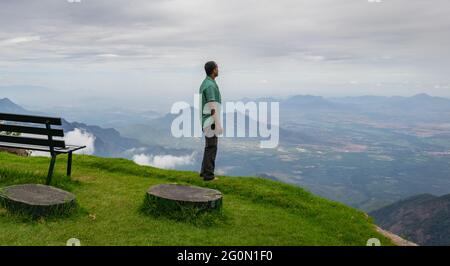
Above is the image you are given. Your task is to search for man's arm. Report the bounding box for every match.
[207,101,223,135]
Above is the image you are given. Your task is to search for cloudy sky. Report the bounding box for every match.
[1,0,449,110]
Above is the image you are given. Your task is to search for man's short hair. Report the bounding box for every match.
[204,61,217,76]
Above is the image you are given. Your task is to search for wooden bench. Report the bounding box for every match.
[0,113,86,185]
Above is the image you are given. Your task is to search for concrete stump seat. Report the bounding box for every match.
[0,184,76,217]
[146,184,223,212]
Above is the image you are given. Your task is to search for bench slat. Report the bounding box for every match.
[0,124,64,137]
[0,113,62,125]
[0,143,85,153]
[0,142,53,152]
[0,135,66,148]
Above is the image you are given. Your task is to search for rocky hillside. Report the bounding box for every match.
[370,194,450,245]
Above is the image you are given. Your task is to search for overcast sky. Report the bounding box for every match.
[1,0,450,110]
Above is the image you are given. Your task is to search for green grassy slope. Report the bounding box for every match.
[0,152,391,246]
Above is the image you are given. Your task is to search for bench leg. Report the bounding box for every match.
[67,152,73,177]
[46,154,57,185]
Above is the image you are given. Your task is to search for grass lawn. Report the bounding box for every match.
[0,151,391,246]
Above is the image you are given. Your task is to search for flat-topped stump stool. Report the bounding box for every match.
[0,184,76,217]
[146,184,223,212]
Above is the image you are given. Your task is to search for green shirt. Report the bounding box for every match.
[199,76,221,128]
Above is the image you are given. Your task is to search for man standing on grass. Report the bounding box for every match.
[199,61,222,181]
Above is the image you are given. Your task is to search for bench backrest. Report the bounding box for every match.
[0,113,66,150]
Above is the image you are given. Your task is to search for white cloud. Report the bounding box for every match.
[124,147,147,154]
[96,53,120,58]
[29,128,95,157]
[64,128,96,155]
[303,55,326,62]
[1,36,41,45]
[132,152,195,169]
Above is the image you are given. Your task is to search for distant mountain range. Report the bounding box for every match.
[282,94,347,110]
[283,93,450,110]
[279,93,450,123]
[0,98,28,114]
[61,120,142,157]
[370,194,450,246]
[332,93,450,111]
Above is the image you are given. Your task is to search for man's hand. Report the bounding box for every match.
[215,124,223,136]
[207,102,222,136]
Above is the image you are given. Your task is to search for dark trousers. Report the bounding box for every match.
[200,135,218,180]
